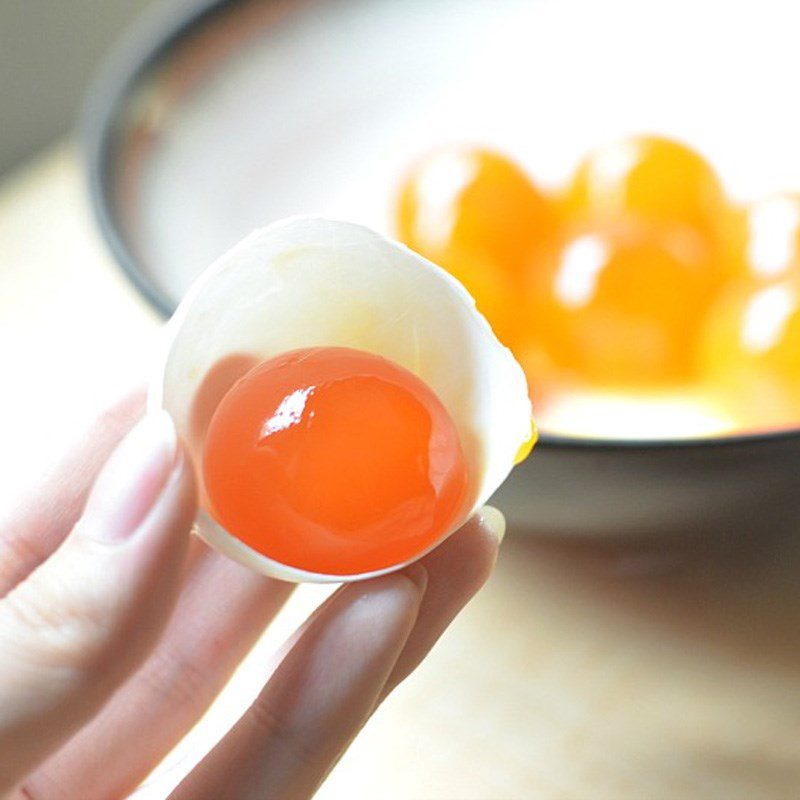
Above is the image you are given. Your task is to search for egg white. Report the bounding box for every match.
[149,217,531,582]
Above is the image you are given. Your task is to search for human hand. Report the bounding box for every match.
[0,393,504,799]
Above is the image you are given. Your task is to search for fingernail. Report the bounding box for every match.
[82,410,179,543]
[479,505,506,545]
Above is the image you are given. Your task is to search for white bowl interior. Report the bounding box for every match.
[115,0,800,440]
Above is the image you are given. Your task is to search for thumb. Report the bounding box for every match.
[0,411,195,794]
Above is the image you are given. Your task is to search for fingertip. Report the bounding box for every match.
[421,511,500,581]
[153,442,198,543]
[82,411,179,543]
[478,505,506,545]
[328,568,426,654]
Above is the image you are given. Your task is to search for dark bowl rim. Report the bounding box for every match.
[82,0,238,319]
[81,0,800,454]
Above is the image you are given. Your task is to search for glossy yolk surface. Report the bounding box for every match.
[700,278,800,429]
[564,135,729,241]
[702,278,800,388]
[396,147,556,347]
[527,226,721,384]
[397,147,555,275]
[202,347,468,576]
[741,193,800,280]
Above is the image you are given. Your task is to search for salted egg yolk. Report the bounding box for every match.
[702,278,800,388]
[564,135,729,241]
[527,226,720,384]
[396,147,555,274]
[698,278,800,430]
[397,147,555,278]
[396,147,556,349]
[202,346,468,576]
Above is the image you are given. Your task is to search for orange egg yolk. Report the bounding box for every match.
[397,147,555,275]
[702,278,800,386]
[202,347,468,576]
[526,226,721,384]
[699,278,800,429]
[564,135,729,241]
[396,147,556,348]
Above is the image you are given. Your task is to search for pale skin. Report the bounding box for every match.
[0,392,505,799]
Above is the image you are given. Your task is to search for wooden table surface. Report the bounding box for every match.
[2,145,800,799]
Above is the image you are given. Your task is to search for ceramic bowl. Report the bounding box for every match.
[84,0,800,538]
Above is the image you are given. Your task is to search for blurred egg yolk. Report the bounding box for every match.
[700,278,800,429]
[565,135,729,240]
[741,193,800,280]
[397,147,555,273]
[396,147,556,350]
[202,346,468,576]
[428,244,522,348]
[527,226,720,384]
[702,278,800,390]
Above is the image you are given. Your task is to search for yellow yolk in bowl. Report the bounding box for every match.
[704,280,800,375]
[202,347,468,576]
[701,278,800,424]
[391,135,800,433]
[397,147,556,278]
[526,225,721,384]
[564,135,729,240]
[396,147,556,349]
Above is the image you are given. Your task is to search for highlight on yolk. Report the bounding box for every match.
[396,147,557,345]
[564,135,729,241]
[525,224,721,384]
[700,278,800,427]
[397,146,556,275]
[740,193,800,281]
[702,278,800,379]
[202,346,468,576]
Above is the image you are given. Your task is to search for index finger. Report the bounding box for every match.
[0,388,144,595]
